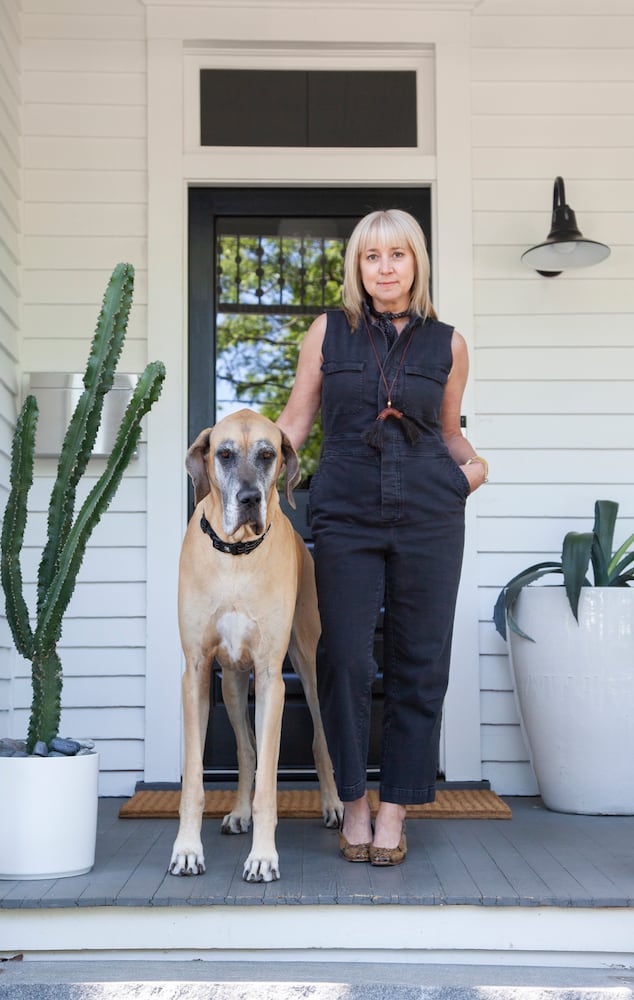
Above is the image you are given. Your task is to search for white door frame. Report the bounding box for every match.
[142,0,482,784]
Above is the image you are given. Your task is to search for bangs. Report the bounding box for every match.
[358,214,410,253]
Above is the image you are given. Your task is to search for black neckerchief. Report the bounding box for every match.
[200,512,271,555]
[365,300,413,351]
[368,302,411,321]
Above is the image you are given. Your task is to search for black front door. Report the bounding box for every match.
[188,186,432,779]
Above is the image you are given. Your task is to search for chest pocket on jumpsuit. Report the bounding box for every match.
[321,360,366,417]
[401,364,448,426]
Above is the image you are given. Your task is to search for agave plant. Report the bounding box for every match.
[0,263,166,753]
[493,499,634,642]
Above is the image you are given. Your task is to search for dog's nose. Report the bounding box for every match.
[237,486,261,507]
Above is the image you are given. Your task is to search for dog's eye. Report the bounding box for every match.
[258,449,276,462]
[216,448,234,462]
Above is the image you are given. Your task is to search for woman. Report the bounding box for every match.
[277,209,487,866]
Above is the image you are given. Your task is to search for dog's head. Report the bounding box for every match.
[186,409,301,537]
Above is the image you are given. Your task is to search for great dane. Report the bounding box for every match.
[169,408,343,882]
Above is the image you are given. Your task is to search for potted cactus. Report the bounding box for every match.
[0,263,165,879]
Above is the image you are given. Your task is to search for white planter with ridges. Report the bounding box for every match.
[508,587,634,815]
[0,750,99,879]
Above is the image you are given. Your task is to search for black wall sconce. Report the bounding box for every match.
[521,176,611,277]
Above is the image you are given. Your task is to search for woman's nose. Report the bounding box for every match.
[379,257,393,273]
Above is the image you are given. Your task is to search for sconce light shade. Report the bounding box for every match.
[521,176,611,277]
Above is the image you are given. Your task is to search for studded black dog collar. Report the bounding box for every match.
[200,512,271,555]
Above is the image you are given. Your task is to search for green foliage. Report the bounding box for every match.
[216,234,346,480]
[0,264,166,752]
[493,500,634,643]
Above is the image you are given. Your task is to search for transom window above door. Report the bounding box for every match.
[200,69,417,147]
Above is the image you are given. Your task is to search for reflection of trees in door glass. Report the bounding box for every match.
[216,234,346,480]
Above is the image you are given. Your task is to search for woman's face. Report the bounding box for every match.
[359,238,416,313]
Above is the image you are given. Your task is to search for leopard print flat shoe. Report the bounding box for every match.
[338,830,372,863]
[369,823,407,867]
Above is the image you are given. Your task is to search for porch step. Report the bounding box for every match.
[1,962,634,999]
[3,799,634,969]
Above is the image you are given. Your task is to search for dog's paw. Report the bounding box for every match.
[322,796,345,829]
[221,811,251,835]
[243,853,280,883]
[169,843,206,876]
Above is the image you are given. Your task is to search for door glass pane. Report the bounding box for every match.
[215,216,357,480]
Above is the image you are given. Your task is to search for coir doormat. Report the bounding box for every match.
[119,787,511,820]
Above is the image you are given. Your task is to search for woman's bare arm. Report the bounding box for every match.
[276,312,327,451]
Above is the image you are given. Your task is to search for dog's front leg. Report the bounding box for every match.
[169,657,210,875]
[220,668,256,834]
[242,667,285,882]
[295,663,343,830]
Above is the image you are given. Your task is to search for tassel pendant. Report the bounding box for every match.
[377,404,403,421]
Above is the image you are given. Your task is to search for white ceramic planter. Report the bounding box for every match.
[508,587,634,815]
[0,750,99,879]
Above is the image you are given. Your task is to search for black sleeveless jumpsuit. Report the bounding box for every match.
[310,307,470,805]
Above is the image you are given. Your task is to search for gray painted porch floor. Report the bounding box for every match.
[2,794,634,909]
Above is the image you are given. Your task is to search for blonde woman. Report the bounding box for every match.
[277,209,486,866]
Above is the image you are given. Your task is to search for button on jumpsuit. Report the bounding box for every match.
[310,308,470,806]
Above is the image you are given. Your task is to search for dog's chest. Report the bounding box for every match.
[215,610,259,671]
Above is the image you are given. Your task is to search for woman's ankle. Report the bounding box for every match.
[342,794,372,843]
[373,802,406,848]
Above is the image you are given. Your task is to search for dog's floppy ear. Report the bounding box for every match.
[186,428,213,507]
[280,430,301,510]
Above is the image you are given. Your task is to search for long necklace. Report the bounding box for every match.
[363,315,414,422]
[361,314,423,448]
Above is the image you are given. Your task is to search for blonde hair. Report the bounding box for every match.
[341,208,437,327]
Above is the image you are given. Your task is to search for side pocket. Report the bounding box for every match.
[448,458,471,500]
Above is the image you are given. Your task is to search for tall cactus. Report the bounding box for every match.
[0,264,166,752]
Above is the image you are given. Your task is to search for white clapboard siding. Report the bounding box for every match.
[22,267,148,305]
[477,245,634,281]
[14,675,144,711]
[478,486,634,518]
[20,546,148,584]
[0,0,21,739]
[476,312,634,346]
[21,340,149,375]
[24,237,148,271]
[24,203,147,238]
[15,0,149,794]
[12,646,146,679]
[22,304,147,341]
[483,762,539,797]
[480,654,514,693]
[23,510,147,549]
[13,705,145,741]
[471,2,634,791]
[478,516,634,559]
[21,582,147,620]
[23,169,147,205]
